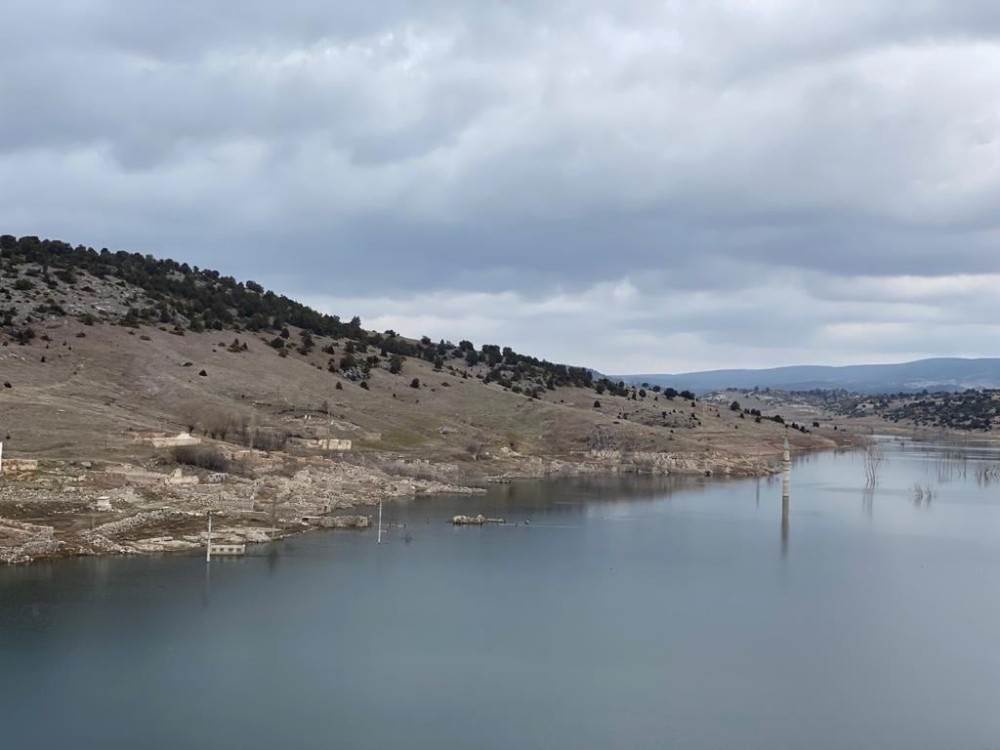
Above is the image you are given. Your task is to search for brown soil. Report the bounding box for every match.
[0,318,864,563]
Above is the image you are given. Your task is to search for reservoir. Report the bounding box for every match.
[3,438,1000,749]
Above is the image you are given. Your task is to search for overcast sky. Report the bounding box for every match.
[3,1,1000,373]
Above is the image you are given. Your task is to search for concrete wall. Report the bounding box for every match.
[292,438,352,451]
[119,468,200,486]
[150,432,202,448]
[210,543,245,555]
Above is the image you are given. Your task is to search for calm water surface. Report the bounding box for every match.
[4,439,1000,749]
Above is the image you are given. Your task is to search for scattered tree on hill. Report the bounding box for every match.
[172,445,230,473]
[0,233,603,397]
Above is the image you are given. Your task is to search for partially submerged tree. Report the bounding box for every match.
[864,444,885,486]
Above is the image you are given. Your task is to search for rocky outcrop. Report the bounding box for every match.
[83,510,175,539]
[583,449,771,476]
[0,538,63,564]
[319,515,372,529]
[0,518,54,538]
[129,537,200,554]
[0,438,797,564]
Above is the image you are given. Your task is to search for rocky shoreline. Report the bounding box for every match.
[0,440,843,565]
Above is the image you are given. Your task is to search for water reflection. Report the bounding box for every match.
[780,494,789,556]
[8,441,1000,750]
[202,559,211,609]
[911,484,934,507]
[934,451,968,483]
[975,462,1000,486]
[382,474,709,529]
[487,474,700,510]
[266,544,280,573]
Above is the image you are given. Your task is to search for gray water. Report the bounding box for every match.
[4,439,1000,749]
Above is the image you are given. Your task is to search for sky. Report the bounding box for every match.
[3,1,1000,374]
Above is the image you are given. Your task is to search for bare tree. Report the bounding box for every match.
[864,444,885,487]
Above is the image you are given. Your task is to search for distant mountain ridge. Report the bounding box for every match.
[622,358,1000,395]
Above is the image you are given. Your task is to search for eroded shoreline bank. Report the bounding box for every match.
[0,436,857,565]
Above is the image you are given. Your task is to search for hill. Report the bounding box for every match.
[0,234,852,563]
[624,358,1000,395]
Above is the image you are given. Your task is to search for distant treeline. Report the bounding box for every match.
[731,385,1000,432]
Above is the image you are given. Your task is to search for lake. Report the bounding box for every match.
[3,438,1000,749]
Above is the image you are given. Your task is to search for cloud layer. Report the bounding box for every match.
[2,1,1000,371]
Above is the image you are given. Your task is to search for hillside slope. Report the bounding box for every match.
[0,234,853,562]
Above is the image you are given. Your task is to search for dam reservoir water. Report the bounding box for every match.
[4,439,1000,749]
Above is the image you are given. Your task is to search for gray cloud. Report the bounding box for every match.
[2,1,1000,370]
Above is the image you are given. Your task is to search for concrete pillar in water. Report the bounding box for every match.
[781,437,791,544]
[781,437,791,497]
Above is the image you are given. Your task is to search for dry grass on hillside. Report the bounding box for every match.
[0,317,848,471]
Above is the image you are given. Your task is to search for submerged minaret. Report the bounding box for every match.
[782,437,791,498]
[781,437,791,544]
